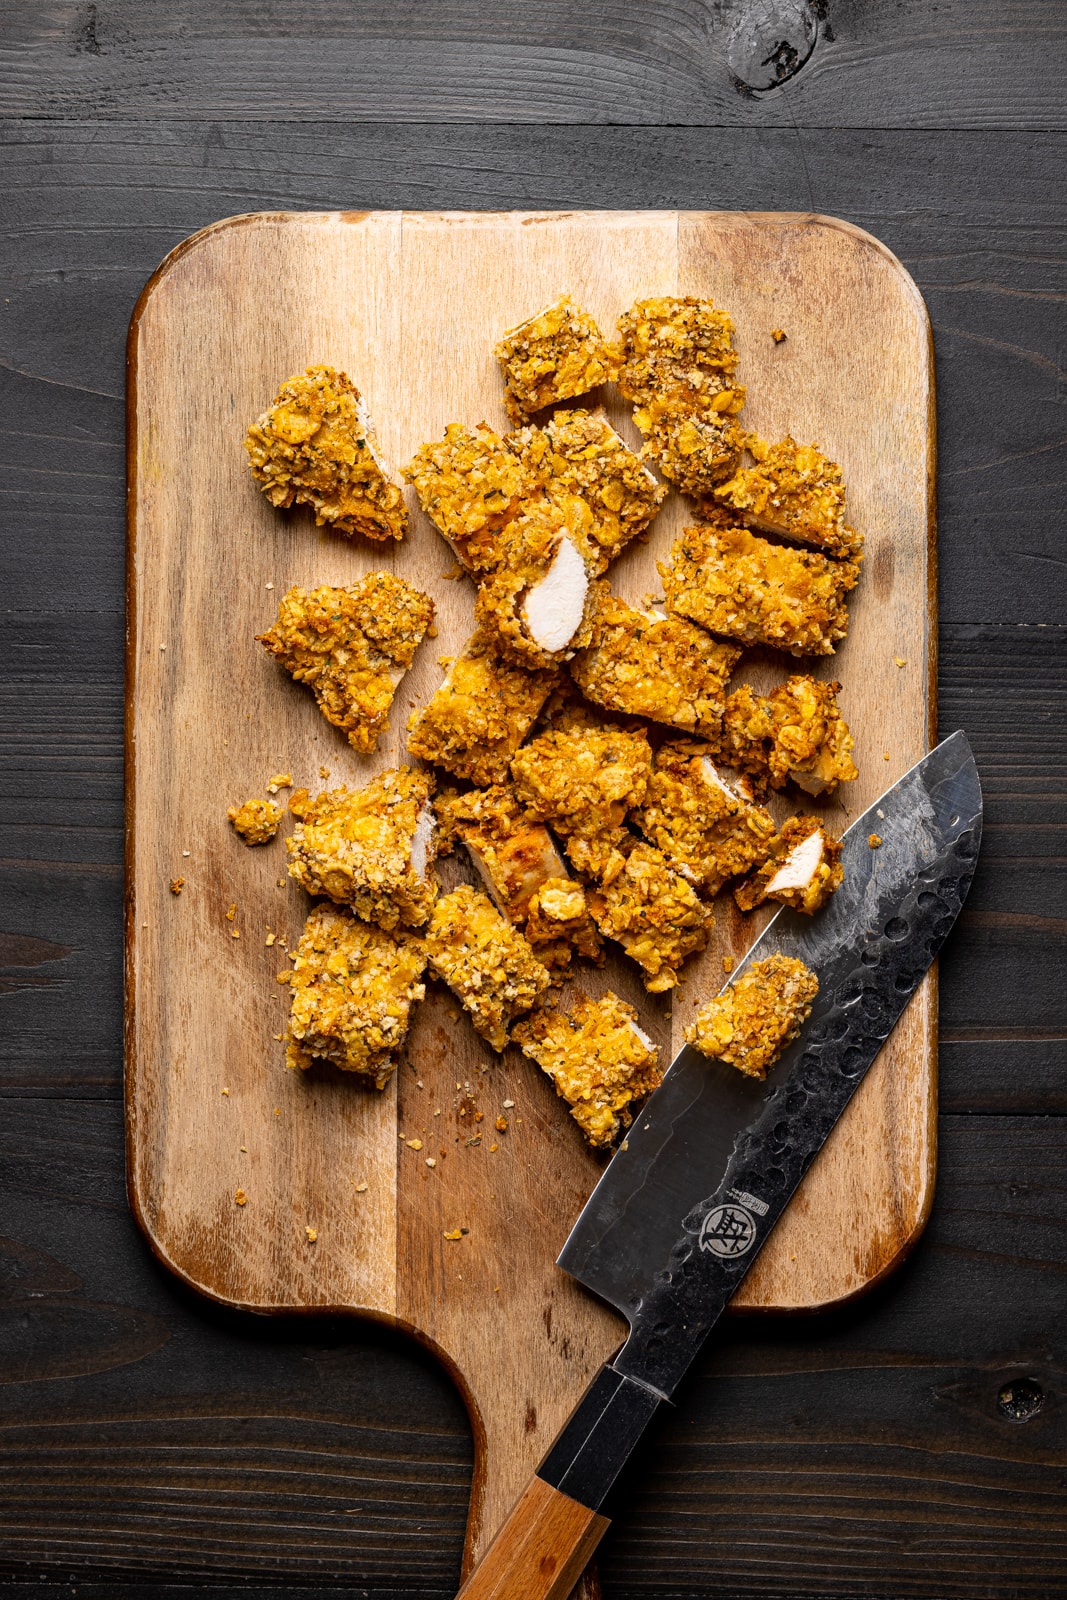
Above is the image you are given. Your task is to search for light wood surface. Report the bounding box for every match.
[125,210,936,1580]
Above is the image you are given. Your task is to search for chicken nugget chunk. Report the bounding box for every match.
[403,422,532,572]
[283,903,426,1086]
[636,742,777,896]
[286,767,437,931]
[407,627,560,786]
[227,796,282,845]
[513,991,661,1147]
[660,521,860,657]
[510,720,652,884]
[586,841,714,992]
[571,591,741,737]
[424,886,551,1050]
[258,574,434,754]
[245,365,407,541]
[685,953,818,1079]
[495,297,617,423]
[522,877,604,972]
[713,436,862,558]
[719,676,858,797]
[734,815,844,916]
[474,502,601,668]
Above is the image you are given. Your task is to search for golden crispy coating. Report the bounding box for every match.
[660,521,860,656]
[258,574,434,754]
[615,296,746,494]
[433,783,569,920]
[685,953,818,1078]
[636,742,777,896]
[283,903,426,1087]
[407,627,560,786]
[512,409,666,573]
[734,815,844,916]
[587,841,714,991]
[227,796,282,845]
[571,592,741,737]
[719,676,858,797]
[713,436,862,558]
[495,297,617,423]
[513,991,661,1147]
[286,768,437,931]
[244,365,407,541]
[424,886,551,1050]
[523,877,604,973]
[402,422,532,571]
[474,503,601,668]
[510,721,652,884]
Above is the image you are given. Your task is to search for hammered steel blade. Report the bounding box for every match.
[557,731,982,1400]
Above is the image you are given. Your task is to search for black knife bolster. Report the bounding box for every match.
[535,1363,666,1511]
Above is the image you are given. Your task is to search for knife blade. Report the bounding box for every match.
[456,731,982,1600]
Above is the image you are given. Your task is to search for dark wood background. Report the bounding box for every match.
[1,2,1064,1595]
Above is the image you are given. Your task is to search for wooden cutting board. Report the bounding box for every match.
[125,210,936,1591]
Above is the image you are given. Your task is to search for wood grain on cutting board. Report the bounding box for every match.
[126,210,936,1578]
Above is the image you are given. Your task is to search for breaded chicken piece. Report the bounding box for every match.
[402,422,532,572]
[244,365,408,541]
[286,767,437,931]
[512,409,666,574]
[407,627,560,786]
[734,815,844,916]
[685,953,818,1079]
[719,676,858,797]
[258,574,434,754]
[283,902,427,1087]
[522,877,604,972]
[636,742,777,896]
[510,720,652,884]
[474,502,601,668]
[571,591,741,737]
[495,297,617,424]
[713,435,862,558]
[615,296,746,495]
[513,991,661,1147]
[227,796,282,845]
[660,519,860,657]
[586,841,714,992]
[424,886,551,1050]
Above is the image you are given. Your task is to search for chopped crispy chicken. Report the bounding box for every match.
[513,991,661,1146]
[227,796,282,845]
[244,365,408,541]
[636,742,778,896]
[403,422,532,572]
[286,767,437,931]
[495,297,617,423]
[283,903,426,1086]
[685,953,818,1078]
[718,676,858,797]
[523,877,604,972]
[474,502,601,668]
[510,719,652,884]
[258,574,434,753]
[586,841,714,991]
[424,886,551,1050]
[572,590,741,737]
[713,435,862,558]
[734,815,844,916]
[407,627,560,785]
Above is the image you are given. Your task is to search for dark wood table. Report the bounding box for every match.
[1,3,1064,1595]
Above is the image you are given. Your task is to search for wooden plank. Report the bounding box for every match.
[0,0,1061,129]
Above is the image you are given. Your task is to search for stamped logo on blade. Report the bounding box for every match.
[699,1203,757,1258]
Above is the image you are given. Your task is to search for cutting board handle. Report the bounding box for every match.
[456,1476,610,1600]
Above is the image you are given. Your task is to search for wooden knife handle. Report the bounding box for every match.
[455,1476,610,1600]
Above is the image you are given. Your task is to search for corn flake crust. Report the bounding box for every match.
[495,297,617,423]
[587,841,714,992]
[734,814,844,916]
[286,767,437,931]
[572,592,741,737]
[424,885,551,1050]
[636,742,777,897]
[510,720,652,884]
[245,365,408,541]
[719,676,858,797]
[227,796,282,845]
[523,877,603,973]
[713,435,862,558]
[661,519,860,657]
[513,991,661,1147]
[473,504,600,669]
[284,902,426,1086]
[407,627,560,786]
[685,953,818,1078]
[258,574,434,754]
[403,422,532,571]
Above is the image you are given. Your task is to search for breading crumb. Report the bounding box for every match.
[406,1138,423,1150]
[495,1115,508,1132]
[894,656,907,667]
[426,1157,437,1168]
[228,797,281,845]
[305,1226,318,1242]
[771,328,787,342]
[234,1189,248,1206]
[170,877,185,895]
[723,956,734,973]
[354,1181,368,1192]
[869,832,883,848]
[265,932,276,947]
[443,1228,464,1241]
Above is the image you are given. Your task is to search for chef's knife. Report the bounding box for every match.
[457,730,981,1600]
